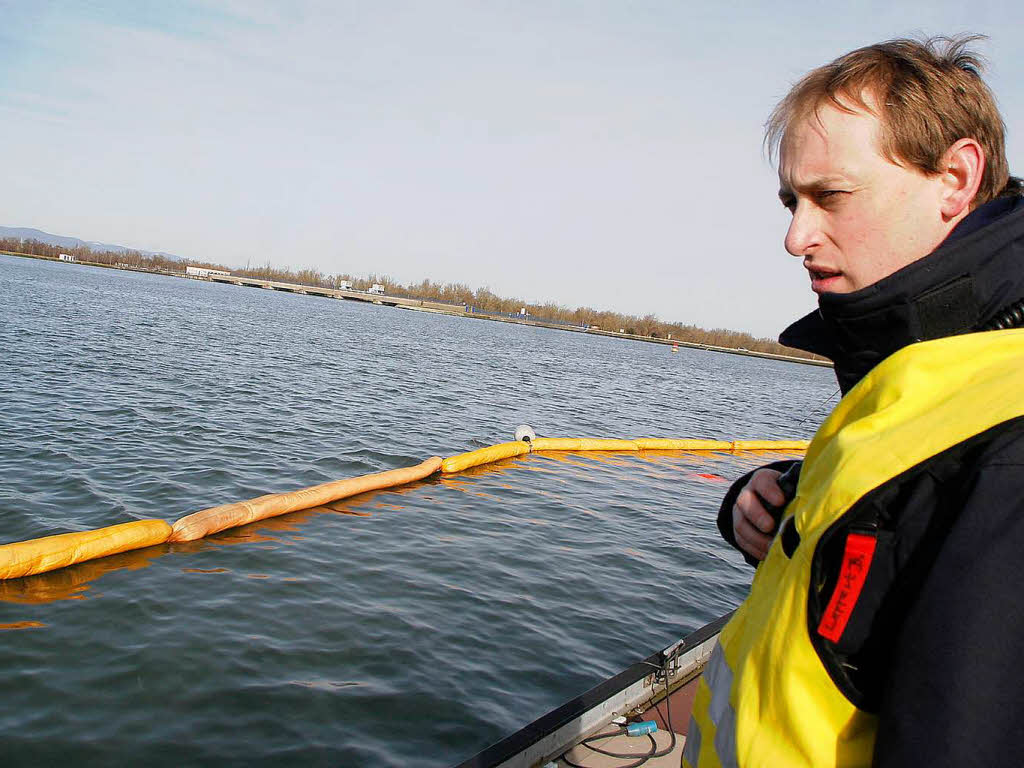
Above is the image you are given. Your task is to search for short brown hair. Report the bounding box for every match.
[766,35,1012,206]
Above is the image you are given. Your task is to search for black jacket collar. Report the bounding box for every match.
[780,195,1024,393]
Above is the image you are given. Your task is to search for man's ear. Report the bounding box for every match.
[940,138,985,219]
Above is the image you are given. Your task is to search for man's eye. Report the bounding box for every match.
[780,197,796,211]
[816,190,843,204]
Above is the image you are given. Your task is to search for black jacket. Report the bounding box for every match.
[717,192,1024,767]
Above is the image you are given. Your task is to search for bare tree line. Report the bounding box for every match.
[0,237,188,273]
[3,238,823,360]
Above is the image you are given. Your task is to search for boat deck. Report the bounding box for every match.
[454,613,728,768]
[553,675,699,767]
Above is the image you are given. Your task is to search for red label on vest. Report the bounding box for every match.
[817,532,877,643]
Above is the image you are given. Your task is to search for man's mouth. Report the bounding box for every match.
[806,265,843,291]
[809,267,840,280]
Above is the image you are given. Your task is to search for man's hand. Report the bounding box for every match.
[732,468,785,561]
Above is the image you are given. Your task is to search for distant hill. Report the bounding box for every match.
[0,226,183,261]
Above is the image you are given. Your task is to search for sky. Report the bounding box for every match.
[1,1,1022,337]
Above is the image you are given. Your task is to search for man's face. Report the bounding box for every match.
[778,101,951,294]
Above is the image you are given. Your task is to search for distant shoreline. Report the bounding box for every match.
[1,249,832,368]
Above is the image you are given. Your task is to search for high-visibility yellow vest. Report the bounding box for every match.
[684,329,1024,768]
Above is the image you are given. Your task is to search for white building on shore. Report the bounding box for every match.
[185,266,231,278]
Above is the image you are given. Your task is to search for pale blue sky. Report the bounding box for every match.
[2,1,1022,336]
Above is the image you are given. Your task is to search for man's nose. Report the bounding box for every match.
[784,204,822,257]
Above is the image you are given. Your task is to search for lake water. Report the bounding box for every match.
[0,254,835,766]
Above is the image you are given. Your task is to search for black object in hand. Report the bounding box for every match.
[761,462,802,533]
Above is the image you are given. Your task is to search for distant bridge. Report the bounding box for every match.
[205,274,465,314]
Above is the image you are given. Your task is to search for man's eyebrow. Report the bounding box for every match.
[785,175,850,194]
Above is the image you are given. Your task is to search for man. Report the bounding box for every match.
[684,36,1024,768]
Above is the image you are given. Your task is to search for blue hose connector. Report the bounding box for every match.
[626,720,658,737]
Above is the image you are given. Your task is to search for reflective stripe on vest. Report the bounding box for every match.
[708,644,739,768]
[685,329,1024,768]
[682,714,701,767]
[683,643,739,768]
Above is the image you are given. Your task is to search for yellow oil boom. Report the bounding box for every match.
[0,432,808,580]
